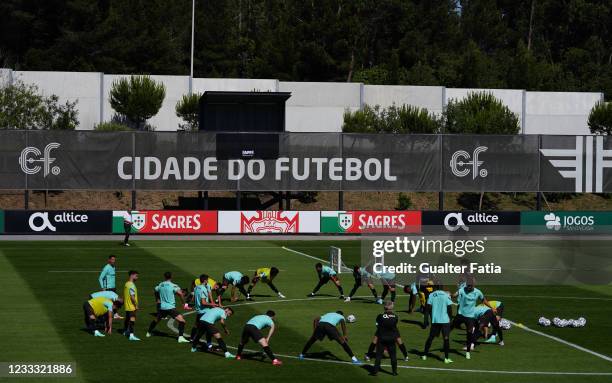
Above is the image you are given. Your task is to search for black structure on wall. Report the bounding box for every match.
[199,91,291,132]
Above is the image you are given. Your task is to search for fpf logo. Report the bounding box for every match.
[450,146,488,179]
[19,143,61,177]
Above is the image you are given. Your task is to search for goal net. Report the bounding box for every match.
[329,246,350,274]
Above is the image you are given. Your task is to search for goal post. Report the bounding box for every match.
[329,246,350,273]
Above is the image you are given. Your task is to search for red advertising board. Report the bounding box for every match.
[131,211,217,233]
[338,211,421,233]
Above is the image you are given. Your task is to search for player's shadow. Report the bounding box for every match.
[247,294,272,298]
[400,319,427,329]
[236,351,270,363]
[305,351,343,361]
[362,365,397,376]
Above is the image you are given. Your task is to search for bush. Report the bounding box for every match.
[109,75,165,130]
[343,104,440,133]
[0,81,78,130]
[94,121,131,131]
[396,192,413,210]
[442,92,520,134]
[175,93,201,131]
[588,101,612,135]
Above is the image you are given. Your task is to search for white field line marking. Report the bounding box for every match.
[166,297,612,376]
[490,294,612,301]
[507,320,612,362]
[281,246,328,263]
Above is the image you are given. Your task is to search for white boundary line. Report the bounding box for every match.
[165,296,612,376]
[507,320,612,362]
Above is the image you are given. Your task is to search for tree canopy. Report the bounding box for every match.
[1,0,610,99]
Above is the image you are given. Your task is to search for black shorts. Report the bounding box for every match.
[125,311,136,320]
[429,323,451,338]
[478,310,495,328]
[156,308,180,320]
[319,276,331,284]
[375,329,400,340]
[314,322,342,342]
[381,279,396,288]
[495,304,504,317]
[201,321,220,337]
[83,302,94,318]
[241,324,264,343]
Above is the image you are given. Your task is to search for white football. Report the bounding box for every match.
[347,314,356,323]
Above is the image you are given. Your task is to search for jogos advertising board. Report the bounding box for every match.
[520,211,612,234]
[112,211,217,234]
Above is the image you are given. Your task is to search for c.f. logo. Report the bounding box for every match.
[19,143,61,177]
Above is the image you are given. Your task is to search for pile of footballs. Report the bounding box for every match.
[498,318,512,330]
[538,316,586,328]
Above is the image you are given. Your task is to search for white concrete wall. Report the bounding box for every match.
[0,68,12,87]
[280,81,361,132]
[524,91,604,135]
[14,70,102,130]
[364,85,444,115]
[0,68,605,134]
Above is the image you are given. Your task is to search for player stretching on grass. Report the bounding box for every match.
[82,296,123,337]
[219,271,250,302]
[123,270,140,341]
[345,266,379,303]
[246,267,286,300]
[236,310,282,365]
[379,272,397,303]
[189,274,219,340]
[146,272,189,343]
[191,307,236,359]
[186,275,221,309]
[299,311,362,365]
[452,278,495,359]
[474,300,504,346]
[422,284,454,364]
[307,263,344,299]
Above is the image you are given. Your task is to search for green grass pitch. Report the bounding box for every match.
[0,240,611,383]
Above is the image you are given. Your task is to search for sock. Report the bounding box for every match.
[381,286,388,299]
[312,281,324,294]
[178,322,185,337]
[443,338,450,359]
[190,326,197,340]
[247,285,253,293]
[268,282,280,294]
[263,346,275,360]
[128,321,135,335]
[367,342,376,357]
[370,288,378,299]
[398,343,408,358]
[302,337,316,355]
[148,321,157,333]
[391,290,396,302]
[341,342,354,358]
[205,333,212,345]
[218,339,228,352]
[348,283,359,298]
[123,317,129,332]
[237,343,244,356]
[337,285,344,295]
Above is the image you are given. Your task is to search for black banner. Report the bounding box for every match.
[4,210,112,234]
[1,131,610,192]
[422,211,521,234]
